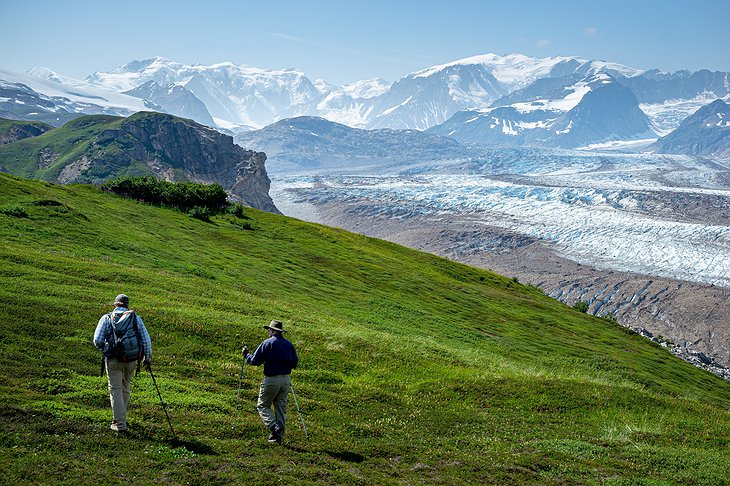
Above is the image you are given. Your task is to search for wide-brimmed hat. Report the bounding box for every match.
[264,320,286,332]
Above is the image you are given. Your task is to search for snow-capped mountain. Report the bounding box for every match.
[123,80,215,127]
[84,54,645,132]
[2,53,729,151]
[618,68,730,104]
[627,70,730,135]
[314,78,391,128]
[87,57,322,130]
[351,54,644,131]
[81,53,669,134]
[426,73,654,148]
[0,68,158,125]
[652,99,730,158]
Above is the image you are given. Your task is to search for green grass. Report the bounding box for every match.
[0,115,126,181]
[1,172,729,485]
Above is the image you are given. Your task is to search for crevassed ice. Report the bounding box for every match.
[280,173,730,288]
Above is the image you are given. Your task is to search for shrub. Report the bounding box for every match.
[0,204,28,218]
[226,202,249,219]
[573,300,589,313]
[101,176,228,213]
[189,206,211,222]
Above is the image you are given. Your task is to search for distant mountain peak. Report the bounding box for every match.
[26,67,65,83]
[116,57,178,73]
[4,52,730,145]
[652,98,730,157]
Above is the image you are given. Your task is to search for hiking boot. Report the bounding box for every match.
[110,420,128,432]
[268,423,283,444]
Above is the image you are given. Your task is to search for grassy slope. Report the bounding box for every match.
[0,172,728,485]
[0,115,140,182]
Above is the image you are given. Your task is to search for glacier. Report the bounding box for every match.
[271,149,730,288]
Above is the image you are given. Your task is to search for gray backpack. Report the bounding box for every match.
[108,310,144,362]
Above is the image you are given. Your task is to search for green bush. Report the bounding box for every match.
[101,176,228,213]
[0,204,28,218]
[226,202,249,219]
[573,300,590,313]
[188,206,211,222]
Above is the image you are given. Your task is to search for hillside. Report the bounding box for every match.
[0,118,53,145]
[234,116,475,174]
[1,173,729,484]
[0,112,278,212]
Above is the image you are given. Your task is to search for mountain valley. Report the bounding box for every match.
[2,52,730,379]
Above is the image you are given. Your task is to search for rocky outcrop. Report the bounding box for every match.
[0,118,53,145]
[229,151,277,212]
[60,112,279,213]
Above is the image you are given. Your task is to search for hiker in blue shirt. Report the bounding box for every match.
[243,319,298,444]
[93,293,152,433]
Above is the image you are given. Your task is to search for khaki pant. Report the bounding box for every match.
[106,358,137,430]
[256,374,290,436]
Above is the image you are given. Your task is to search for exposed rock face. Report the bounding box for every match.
[58,155,91,183]
[37,147,58,169]
[62,112,279,213]
[0,119,53,145]
[230,151,277,212]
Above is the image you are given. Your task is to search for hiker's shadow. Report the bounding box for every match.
[170,438,217,455]
[324,450,365,463]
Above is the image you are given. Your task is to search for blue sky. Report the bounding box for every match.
[1,0,728,85]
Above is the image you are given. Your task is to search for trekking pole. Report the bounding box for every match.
[100,355,106,377]
[146,363,177,440]
[290,383,308,439]
[232,347,246,429]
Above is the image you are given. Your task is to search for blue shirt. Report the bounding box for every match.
[93,307,152,360]
[246,334,298,376]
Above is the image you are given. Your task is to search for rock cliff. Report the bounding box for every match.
[0,118,53,145]
[5,111,278,213]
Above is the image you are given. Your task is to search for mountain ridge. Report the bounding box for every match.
[2,53,729,152]
[651,99,730,157]
[234,116,475,173]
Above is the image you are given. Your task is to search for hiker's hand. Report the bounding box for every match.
[242,346,249,357]
[143,358,151,370]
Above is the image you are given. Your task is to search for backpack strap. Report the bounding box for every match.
[108,312,119,345]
